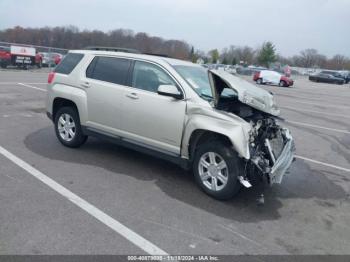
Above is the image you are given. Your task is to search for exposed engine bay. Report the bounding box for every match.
[216,90,294,186]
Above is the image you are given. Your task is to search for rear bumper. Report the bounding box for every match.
[268,128,295,184]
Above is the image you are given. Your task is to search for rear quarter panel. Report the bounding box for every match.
[47,77,88,124]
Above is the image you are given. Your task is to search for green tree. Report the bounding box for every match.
[209,49,219,64]
[231,57,237,65]
[190,46,196,62]
[257,41,276,68]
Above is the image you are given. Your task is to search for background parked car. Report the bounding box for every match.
[253,70,294,87]
[40,52,63,67]
[309,73,345,84]
[338,71,350,83]
[0,46,11,68]
[35,52,43,68]
[320,70,348,83]
[0,45,42,69]
[54,53,63,65]
[236,66,265,76]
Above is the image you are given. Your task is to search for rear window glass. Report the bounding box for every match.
[86,56,131,85]
[55,53,84,75]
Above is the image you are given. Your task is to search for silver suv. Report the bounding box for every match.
[46,49,295,200]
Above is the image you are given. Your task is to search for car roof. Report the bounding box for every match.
[321,70,338,74]
[70,49,197,67]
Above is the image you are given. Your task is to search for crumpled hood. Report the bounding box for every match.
[209,70,280,116]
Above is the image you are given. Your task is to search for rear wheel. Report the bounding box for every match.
[193,140,242,200]
[279,80,286,87]
[54,107,87,148]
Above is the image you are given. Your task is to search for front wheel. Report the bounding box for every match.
[193,140,242,200]
[54,107,87,148]
[256,78,263,85]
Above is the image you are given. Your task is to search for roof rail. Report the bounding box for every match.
[84,46,173,58]
[85,46,141,54]
[143,53,170,58]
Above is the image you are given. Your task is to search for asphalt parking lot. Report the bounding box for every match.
[0,69,350,256]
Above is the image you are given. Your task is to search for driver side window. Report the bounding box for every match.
[132,61,176,93]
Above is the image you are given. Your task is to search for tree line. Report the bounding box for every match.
[201,43,350,70]
[1,26,349,70]
[0,26,191,60]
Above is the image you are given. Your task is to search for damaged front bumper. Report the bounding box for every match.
[268,128,295,184]
[244,122,295,187]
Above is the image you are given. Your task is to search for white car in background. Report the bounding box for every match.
[253,70,294,87]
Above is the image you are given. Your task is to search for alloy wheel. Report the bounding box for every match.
[198,152,229,191]
[57,113,76,142]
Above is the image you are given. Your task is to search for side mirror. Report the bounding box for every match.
[157,85,183,100]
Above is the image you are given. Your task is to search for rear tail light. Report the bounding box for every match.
[48,72,55,84]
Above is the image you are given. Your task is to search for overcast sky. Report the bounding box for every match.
[0,0,349,57]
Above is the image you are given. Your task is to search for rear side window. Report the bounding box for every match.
[86,56,131,85]
[55,53,84,75]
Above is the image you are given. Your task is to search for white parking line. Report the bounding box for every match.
[295,155,350,173]
[0,145,168,255]
[17,83,46,92]
[286,120,350,134]
[0,82,46,85]
[281,106,350,119]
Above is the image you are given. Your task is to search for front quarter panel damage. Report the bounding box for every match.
[181,103,252,160]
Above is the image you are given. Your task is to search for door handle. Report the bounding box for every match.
[81,82,90,88]
[126,92,139,99]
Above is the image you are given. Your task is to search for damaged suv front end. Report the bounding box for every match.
[209,70,295,188]
[248,117,295,186]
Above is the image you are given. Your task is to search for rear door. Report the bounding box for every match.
[82,56,132,134]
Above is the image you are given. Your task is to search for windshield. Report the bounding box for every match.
[174,65,213,100]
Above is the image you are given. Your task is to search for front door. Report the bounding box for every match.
[121,61,186,155]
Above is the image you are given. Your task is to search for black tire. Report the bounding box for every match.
[0,63,7,69]
[256,78,263,85]
[192,140,242,200]
[54,107,87,148]
[279,80,286,87]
